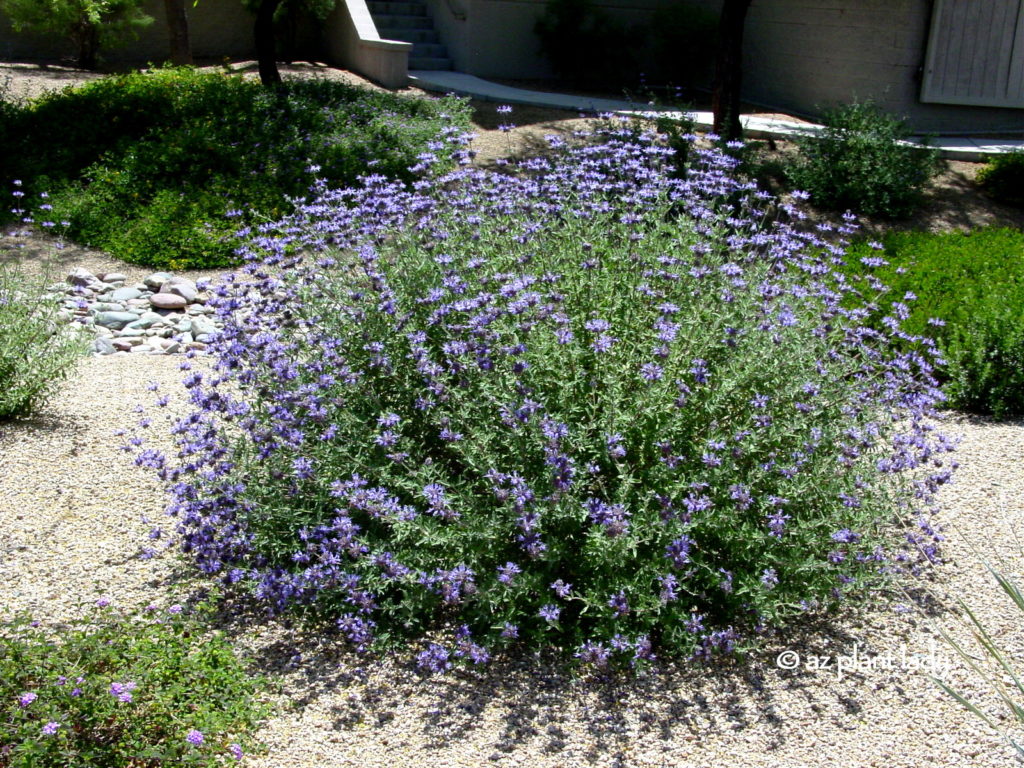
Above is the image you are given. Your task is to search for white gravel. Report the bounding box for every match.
[1,354,1023,767]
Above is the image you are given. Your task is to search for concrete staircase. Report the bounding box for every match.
[368,1,452,71]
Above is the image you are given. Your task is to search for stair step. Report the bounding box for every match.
[409,56,452,71]
[378,27,439,44]
[375,14,433,29]
[367,1,426,15]
[411,42,448,58]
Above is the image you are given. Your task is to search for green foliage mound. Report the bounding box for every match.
[787,100,943,218]
[0,597,271,767]
[1,67,471,270]
[976,150,1024,207]
[843,227,1024,417]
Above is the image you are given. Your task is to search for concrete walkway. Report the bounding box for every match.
[409,71,1024,162]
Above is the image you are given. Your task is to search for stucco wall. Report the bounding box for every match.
[739,0,1023,133]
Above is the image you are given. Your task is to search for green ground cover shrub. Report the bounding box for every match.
[0,597,272,767]
[842,227,1024,418]
[976,150,1024,207]
[133,125,952,671]
[0,66,471,269]
[787,100,942,218]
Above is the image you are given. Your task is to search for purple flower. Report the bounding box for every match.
[606,433,626,459]
[640,363,664,382]
[550,579,572,598]
[761,568,779,589]
[41,721,60,736]
[608,590,630,617]
[497,562,521,584]
[186,729,204,746]
[109,681,137,703]
[665,535,693,568]
[229,743,244,760]
[416,643,451,673]
[18,692,37,708]
[539,604,561,624]
[95,597,111,608]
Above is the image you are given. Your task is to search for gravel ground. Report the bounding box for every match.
[1,355,1023,768]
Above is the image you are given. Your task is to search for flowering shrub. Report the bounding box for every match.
[140,123,955,671]
[0,183,87,420]
[0,597,270,767]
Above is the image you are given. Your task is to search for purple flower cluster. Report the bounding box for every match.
[142,119,955,670]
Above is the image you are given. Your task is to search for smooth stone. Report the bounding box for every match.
[131,345,154,353]
[143,272,173,290]
[160,340,181,353]
[189,318,218,336]
[93,337,116,355]
[119,327,147,337]
[150,293,187,310]
[67,268,97,287]
[128,312,165,329]
[187,341,207,351]
[195,333,211,343]
[89,302,124,313]
[94,311,140,329]
[126,298,151,307]
[174,318,192,333]
[111,287,142,302]
[179,332,194,344]
[166,282,198,302]
[102,272,128,283]
[112,339,135,352]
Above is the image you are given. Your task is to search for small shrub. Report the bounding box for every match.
[0,188,88,420]
[136,126,953,672]
[976,150,1024,207]
[1,67,472,269]
[0,597,271,767]
[842,227,1024,418]
[786,100,942,218]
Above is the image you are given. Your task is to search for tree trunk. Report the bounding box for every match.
[73,18,100,69]
[711,0,753,142]
[255,0,283,86]
[164,0,193,66]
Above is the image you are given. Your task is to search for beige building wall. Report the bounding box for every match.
[739,0,1022,133]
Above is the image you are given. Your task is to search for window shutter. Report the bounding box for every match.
[921,0,1024,108]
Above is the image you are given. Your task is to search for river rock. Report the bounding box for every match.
[94,311,140,330]
[150,293,187,310]
[143,272,172,291]
[111,286,142,302]
[66,267,97,287]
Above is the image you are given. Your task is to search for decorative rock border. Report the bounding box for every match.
[50,268,223,355]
